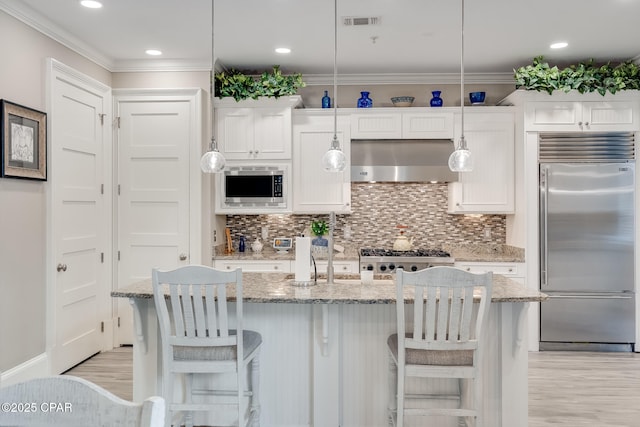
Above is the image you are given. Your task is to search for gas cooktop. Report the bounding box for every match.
[359,248,451,258]
[359,248,454,273]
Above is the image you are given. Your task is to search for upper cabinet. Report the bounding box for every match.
[214,96,302,160]
[448,109,516,214]
[350,108,454,139]
[292,111,351,214]
[501,90,640,132]
[524,100,639,132]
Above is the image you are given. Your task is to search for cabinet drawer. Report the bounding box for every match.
[314,261,358,274]
[455,262,521,277]
[213,260,291,273]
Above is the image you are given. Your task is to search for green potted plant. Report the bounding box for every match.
[514,55,640,96]
[311,220,329,257]
[215,65,306,101]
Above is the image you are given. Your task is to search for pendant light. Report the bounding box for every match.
[201,1,226,173]
[448,0,473,172]
[321,0,346,172]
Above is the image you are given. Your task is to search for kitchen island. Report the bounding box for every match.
[113,272,545,427]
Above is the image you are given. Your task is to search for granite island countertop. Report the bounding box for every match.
[113,272,546,304]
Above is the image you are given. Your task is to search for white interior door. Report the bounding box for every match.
[115,92,198,344]
[49,60,111,374]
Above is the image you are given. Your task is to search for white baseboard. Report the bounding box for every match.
[0,353,49,387]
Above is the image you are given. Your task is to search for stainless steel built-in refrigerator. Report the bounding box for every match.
[539,132,636,352]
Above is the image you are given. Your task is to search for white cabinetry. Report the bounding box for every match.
[292,111,351,213]
[214,96,302,160]
[525,100,639,131]
[213,259,291,273]
[448,109,515,214]
[315,260,358,274]
[350,108,454,139]
[454,262,525,285]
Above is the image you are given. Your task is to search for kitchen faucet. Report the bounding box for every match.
[326,211,336,284]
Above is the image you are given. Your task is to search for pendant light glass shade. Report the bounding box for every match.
[448,136,473,172]
[201,2,226,174]
[323,0,346,173]
[200,139,226,173]
[448,0,473,173]
[322,136,346,171]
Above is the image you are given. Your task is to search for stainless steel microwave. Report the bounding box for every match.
[221,165,288,209]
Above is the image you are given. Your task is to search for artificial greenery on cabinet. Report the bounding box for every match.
[214,65,305,101]
[514,56,640,96]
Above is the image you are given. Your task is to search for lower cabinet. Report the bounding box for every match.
[213,259,292,273]
[454,262,525,285]
[448,110,515,214]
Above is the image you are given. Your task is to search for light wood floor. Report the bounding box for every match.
[65,348,640,425]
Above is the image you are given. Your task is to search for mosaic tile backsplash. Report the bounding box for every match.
[224,183,506,250]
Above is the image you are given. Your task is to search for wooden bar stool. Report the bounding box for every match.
[153,265,262,427]
[387,266,492,427]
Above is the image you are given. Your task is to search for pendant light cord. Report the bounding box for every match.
[459,0,465,149]
[332,0,338,147]
[210,1,217,151]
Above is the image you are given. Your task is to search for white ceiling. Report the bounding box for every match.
[2,0,640,84]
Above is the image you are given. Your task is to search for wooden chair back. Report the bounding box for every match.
[396,266,493,354]
[0,375,164,426]
[152,265,244,368]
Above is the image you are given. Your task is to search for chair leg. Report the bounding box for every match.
[387,354,397,427]
[163,371,173,427]
[396,364,405,427]
[184,373,194,427]
[249,351,261,427]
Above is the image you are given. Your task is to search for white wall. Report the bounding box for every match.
[0,10,110,374]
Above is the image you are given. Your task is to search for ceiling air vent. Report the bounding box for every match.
[343,16,381,26]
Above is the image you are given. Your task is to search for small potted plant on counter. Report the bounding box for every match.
[311,220,329,258]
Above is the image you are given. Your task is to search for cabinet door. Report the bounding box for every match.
[581,101,638,131]
[292,115,351,213]
[524,101,580,131]
[254,107,292,159]
[455,262,525,284]
[448,112,515,214]
[402,111,454,139]
[351,112,402,139]
[216,108,254,159]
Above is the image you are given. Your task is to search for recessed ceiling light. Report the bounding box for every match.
[145,49,162,56]
[550,41,568,49]
[80,1,103,8]
[275,47,291,54]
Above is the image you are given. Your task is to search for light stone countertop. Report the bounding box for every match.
[112,272,546,304]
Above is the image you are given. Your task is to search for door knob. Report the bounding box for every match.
[179,253,188,261]
[57,263,67,272]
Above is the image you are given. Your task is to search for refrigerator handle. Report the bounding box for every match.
[539,166,548,288]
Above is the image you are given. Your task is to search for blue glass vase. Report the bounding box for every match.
[357,91,373,108]
[322,90,331,108]
[430,90,443,107]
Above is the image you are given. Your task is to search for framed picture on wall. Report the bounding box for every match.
[0,100,47,181]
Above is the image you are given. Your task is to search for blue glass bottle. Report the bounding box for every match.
[357,91,373,108]
[322,90,331,108]
[430,90,443,107]
[239,236,245,252]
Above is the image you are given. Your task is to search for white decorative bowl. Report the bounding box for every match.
[391,96,415,107]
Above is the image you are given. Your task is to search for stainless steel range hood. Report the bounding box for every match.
[350,139,458,182]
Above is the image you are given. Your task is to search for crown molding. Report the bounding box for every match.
[302,72,516,85]
[0,0,114,70]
